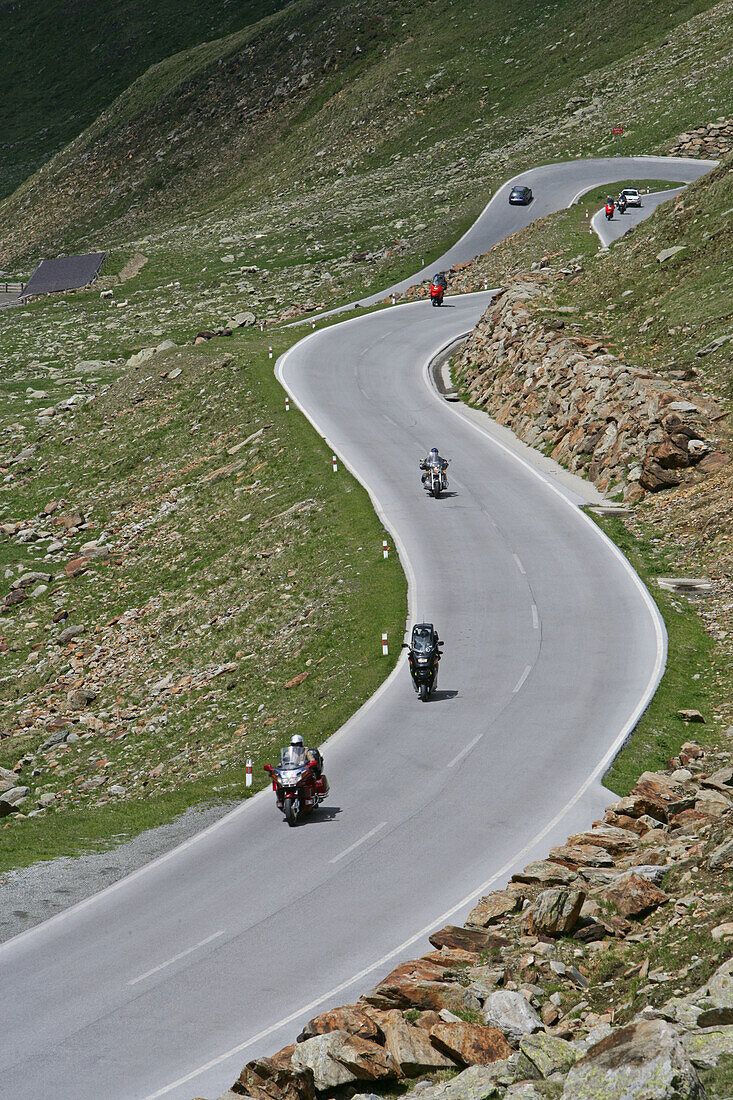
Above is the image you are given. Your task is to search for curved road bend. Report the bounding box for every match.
[327,154,712,312]
[0,154,714,1100]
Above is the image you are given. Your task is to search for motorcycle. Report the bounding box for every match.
[421,459,448,498]
[264,748,329,826]
[430,273,447,306]
[404,623,443,702]
[604,201,615,221]
[617,195,627,214]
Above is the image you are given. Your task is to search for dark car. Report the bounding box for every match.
[509,185,533,205]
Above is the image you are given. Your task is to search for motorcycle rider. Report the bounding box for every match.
[605,196,615,219]
[420,447,449,488]
[286,733,323,778]
[617,192,627,214]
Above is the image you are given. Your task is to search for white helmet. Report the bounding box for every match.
[291,734,304,748]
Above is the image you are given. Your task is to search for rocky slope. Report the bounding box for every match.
[198,738,733,1100]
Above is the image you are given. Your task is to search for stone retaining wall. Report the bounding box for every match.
[452,276,725,502]
[667,119,733,160]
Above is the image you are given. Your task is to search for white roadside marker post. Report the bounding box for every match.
[245,758,253,787]
[312,321,316,329]
[268,346,273,359]
[285,396,290,411]
[381,633,389,656]
[391,294,396,305]
[332,455,338,473]
[382,539,389,559]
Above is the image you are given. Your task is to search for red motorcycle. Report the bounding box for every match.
[264,747,329,826]
[604,201,615,221]
[430,272,447,306]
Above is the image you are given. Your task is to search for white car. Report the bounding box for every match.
[619,187,642,207]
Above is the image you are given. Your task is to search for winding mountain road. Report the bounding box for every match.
[0,156,714,1100]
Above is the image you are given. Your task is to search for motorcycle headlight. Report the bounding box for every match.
[417,657,428,664]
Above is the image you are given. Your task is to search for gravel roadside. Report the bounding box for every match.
[0,801,236,943]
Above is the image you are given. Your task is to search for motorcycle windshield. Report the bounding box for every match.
[280,746,306,767]
[411,629,434,654]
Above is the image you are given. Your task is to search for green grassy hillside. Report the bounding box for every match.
[0,0,291,201]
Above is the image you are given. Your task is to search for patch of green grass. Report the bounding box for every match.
[452,1008,483,1024]
[589,513,720,794]
[700,1054,733,1099]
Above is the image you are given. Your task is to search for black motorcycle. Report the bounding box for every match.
[404,622,443,702]
[420,459,449,498]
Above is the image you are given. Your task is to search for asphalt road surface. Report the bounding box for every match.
[0,156,714,1100]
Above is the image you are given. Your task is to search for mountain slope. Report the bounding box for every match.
[0,0,293,201]
[1,0,731,274]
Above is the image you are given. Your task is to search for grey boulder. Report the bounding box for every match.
[683,1024,733,1069]
[291,1030,395,1090]
[562,1019,704,1098]
[482,991,544,1046]
[414,1062,522,1100]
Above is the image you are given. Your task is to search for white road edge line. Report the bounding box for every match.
[512,664,532,694]
[329,822,387,864]
[129,931,225,987]
[446,733,482,769]
[145,311,669,1100]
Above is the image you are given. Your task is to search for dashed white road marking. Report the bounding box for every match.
[329,821,387,864]
[513,553,526,575]
[447,733,483,769]
[129,931,225,986]
[531,604,539,629]
[512,664,532,694]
